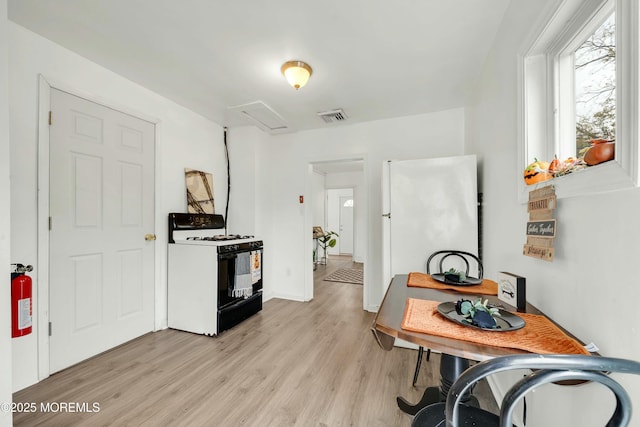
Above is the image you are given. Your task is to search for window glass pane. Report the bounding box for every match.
[343,199,353,207]
[575,12,616,157]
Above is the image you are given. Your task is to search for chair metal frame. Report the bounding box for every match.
[426,250,483,279]
[433,354,640,427]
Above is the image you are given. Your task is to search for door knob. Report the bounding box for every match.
[145,234,157,241]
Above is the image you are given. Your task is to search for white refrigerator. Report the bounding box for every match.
[382,155,479,291]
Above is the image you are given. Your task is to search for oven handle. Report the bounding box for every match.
[219,290,262,311]
[218,247,263,260]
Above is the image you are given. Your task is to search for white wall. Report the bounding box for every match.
[311,171,325,230]
[325,171,365,262]
[466,0,640,424]
[0,2,14,425]
[223,125,269,301]
[8,23,237,391]
[256,108,465,309]
[223,125,260,237]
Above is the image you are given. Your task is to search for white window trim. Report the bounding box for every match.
[517,0,639,202]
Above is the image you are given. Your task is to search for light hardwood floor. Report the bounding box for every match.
[13,255,495,426]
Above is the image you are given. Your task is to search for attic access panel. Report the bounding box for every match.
[228,101,289,133]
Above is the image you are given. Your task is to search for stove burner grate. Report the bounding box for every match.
[186,235,255,241]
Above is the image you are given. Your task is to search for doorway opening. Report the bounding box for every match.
[326,188,354,257]
[307,158,366,308]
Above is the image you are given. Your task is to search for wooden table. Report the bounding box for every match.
[371,274,564,415]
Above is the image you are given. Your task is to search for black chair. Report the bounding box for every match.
[412,250,483,387]
[412,354,640,427]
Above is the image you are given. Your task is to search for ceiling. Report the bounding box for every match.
[7,0,510,134]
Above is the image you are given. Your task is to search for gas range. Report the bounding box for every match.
[167,212,264,336]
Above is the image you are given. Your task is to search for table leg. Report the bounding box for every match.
[397,354,478,415]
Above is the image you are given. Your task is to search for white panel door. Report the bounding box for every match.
[384,156,478,283]
[339,195,354,254]
[49,89,155,373]
[327,188,352,255]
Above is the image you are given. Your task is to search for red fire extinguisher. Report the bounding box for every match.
[11,263,33,338]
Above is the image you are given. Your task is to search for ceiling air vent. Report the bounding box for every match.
[317,109,348,124]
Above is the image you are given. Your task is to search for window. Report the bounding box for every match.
[519,0,639,200]
[573,11,616,157]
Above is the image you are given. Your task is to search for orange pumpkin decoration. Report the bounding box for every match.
[584,140,615,166]
[524,158,552,185]
[548,155,561,174]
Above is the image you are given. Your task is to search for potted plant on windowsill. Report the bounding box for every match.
[316,230,339,265]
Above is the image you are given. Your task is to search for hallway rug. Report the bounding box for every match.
[324,268,363,285]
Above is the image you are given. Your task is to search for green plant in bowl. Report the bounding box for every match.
[444,267,467,283]
[455,298,501,329]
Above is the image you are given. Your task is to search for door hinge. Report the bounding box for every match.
[49,111,52,126]
[49,322,52,336]
[49,216,52,230]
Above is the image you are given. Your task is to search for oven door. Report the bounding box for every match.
[218,247,263,309]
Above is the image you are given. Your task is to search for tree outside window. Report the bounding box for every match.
[575,12,616,156]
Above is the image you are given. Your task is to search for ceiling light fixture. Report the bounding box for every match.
[281,60,312,90]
